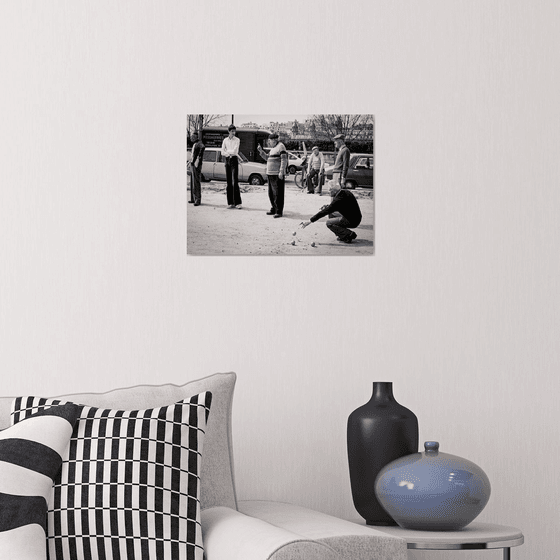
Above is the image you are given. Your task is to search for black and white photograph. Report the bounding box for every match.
[186,114,374,256]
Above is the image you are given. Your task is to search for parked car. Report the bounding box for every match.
[187,148,267,185]
[322,152,336,166]
[286,151,305,174]
[261,149,305,175]
[324,153,374,189]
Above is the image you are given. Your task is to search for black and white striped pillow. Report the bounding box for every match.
[11,392,212,560]
[0,403,81,560]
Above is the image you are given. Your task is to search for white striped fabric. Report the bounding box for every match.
[0,403,81,560]
[11,392,212,560]
[266,142,288,175]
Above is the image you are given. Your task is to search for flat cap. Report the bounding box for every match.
[333,133,345,140]
[268,132,279,139]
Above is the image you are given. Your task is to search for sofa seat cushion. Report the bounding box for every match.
[0,372,237,511]
[0,403,80,560]
[12,392,212,560]
[202,506,339,560]
[237,501,407,560]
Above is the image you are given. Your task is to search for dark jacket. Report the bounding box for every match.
[333,144,350,177]
[310,189,362,227]
[192,140,205,170]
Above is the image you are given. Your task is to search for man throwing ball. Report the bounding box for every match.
[300,181,362,243]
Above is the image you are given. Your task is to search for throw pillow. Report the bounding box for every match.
[0,372,238,511]
[11,392,212,560]
[0,403,81,560]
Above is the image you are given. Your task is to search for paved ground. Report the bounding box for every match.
[186,177,375,256]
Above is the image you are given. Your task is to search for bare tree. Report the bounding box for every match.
[308,121,317,138]
[187,114,226,137]
[310,114,374,142]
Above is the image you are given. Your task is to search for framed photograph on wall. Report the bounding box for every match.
[186,114,375,256]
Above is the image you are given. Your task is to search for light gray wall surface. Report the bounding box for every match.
[1,2,558,559]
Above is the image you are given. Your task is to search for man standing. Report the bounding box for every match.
[190,131,205,206]
[257,132,288,218]
[306,146,325,195]
[332,133,351,189]
[300,181,362,243]
[221,124,242,209]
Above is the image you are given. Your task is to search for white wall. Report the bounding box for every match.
[1,1,559,559]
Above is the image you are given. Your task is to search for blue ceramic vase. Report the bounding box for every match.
[374,441,491,531]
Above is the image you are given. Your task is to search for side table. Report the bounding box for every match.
[365,522,524,559]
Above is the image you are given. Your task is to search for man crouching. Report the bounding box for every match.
[300,180,362,243]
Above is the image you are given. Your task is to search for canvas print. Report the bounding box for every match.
[187,114,374,256]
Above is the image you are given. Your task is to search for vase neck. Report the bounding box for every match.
[370,382,395,403]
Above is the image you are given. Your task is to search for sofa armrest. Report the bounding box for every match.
[237,500,407,560]
[201,506,339,560]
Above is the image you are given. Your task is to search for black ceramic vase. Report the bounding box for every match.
[347,382,419,525]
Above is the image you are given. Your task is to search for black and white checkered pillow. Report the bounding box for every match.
[11,392,212,560]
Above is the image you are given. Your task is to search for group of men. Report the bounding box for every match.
[189,125,361,244]
[303,135,350,196]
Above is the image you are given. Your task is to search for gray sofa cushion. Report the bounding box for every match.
[202,506,340,560]
[238,501,407,560]
[0,372,237,511]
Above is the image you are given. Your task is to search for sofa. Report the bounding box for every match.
[0,371,407,560]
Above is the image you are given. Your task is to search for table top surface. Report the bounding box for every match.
[360,522,524,550]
